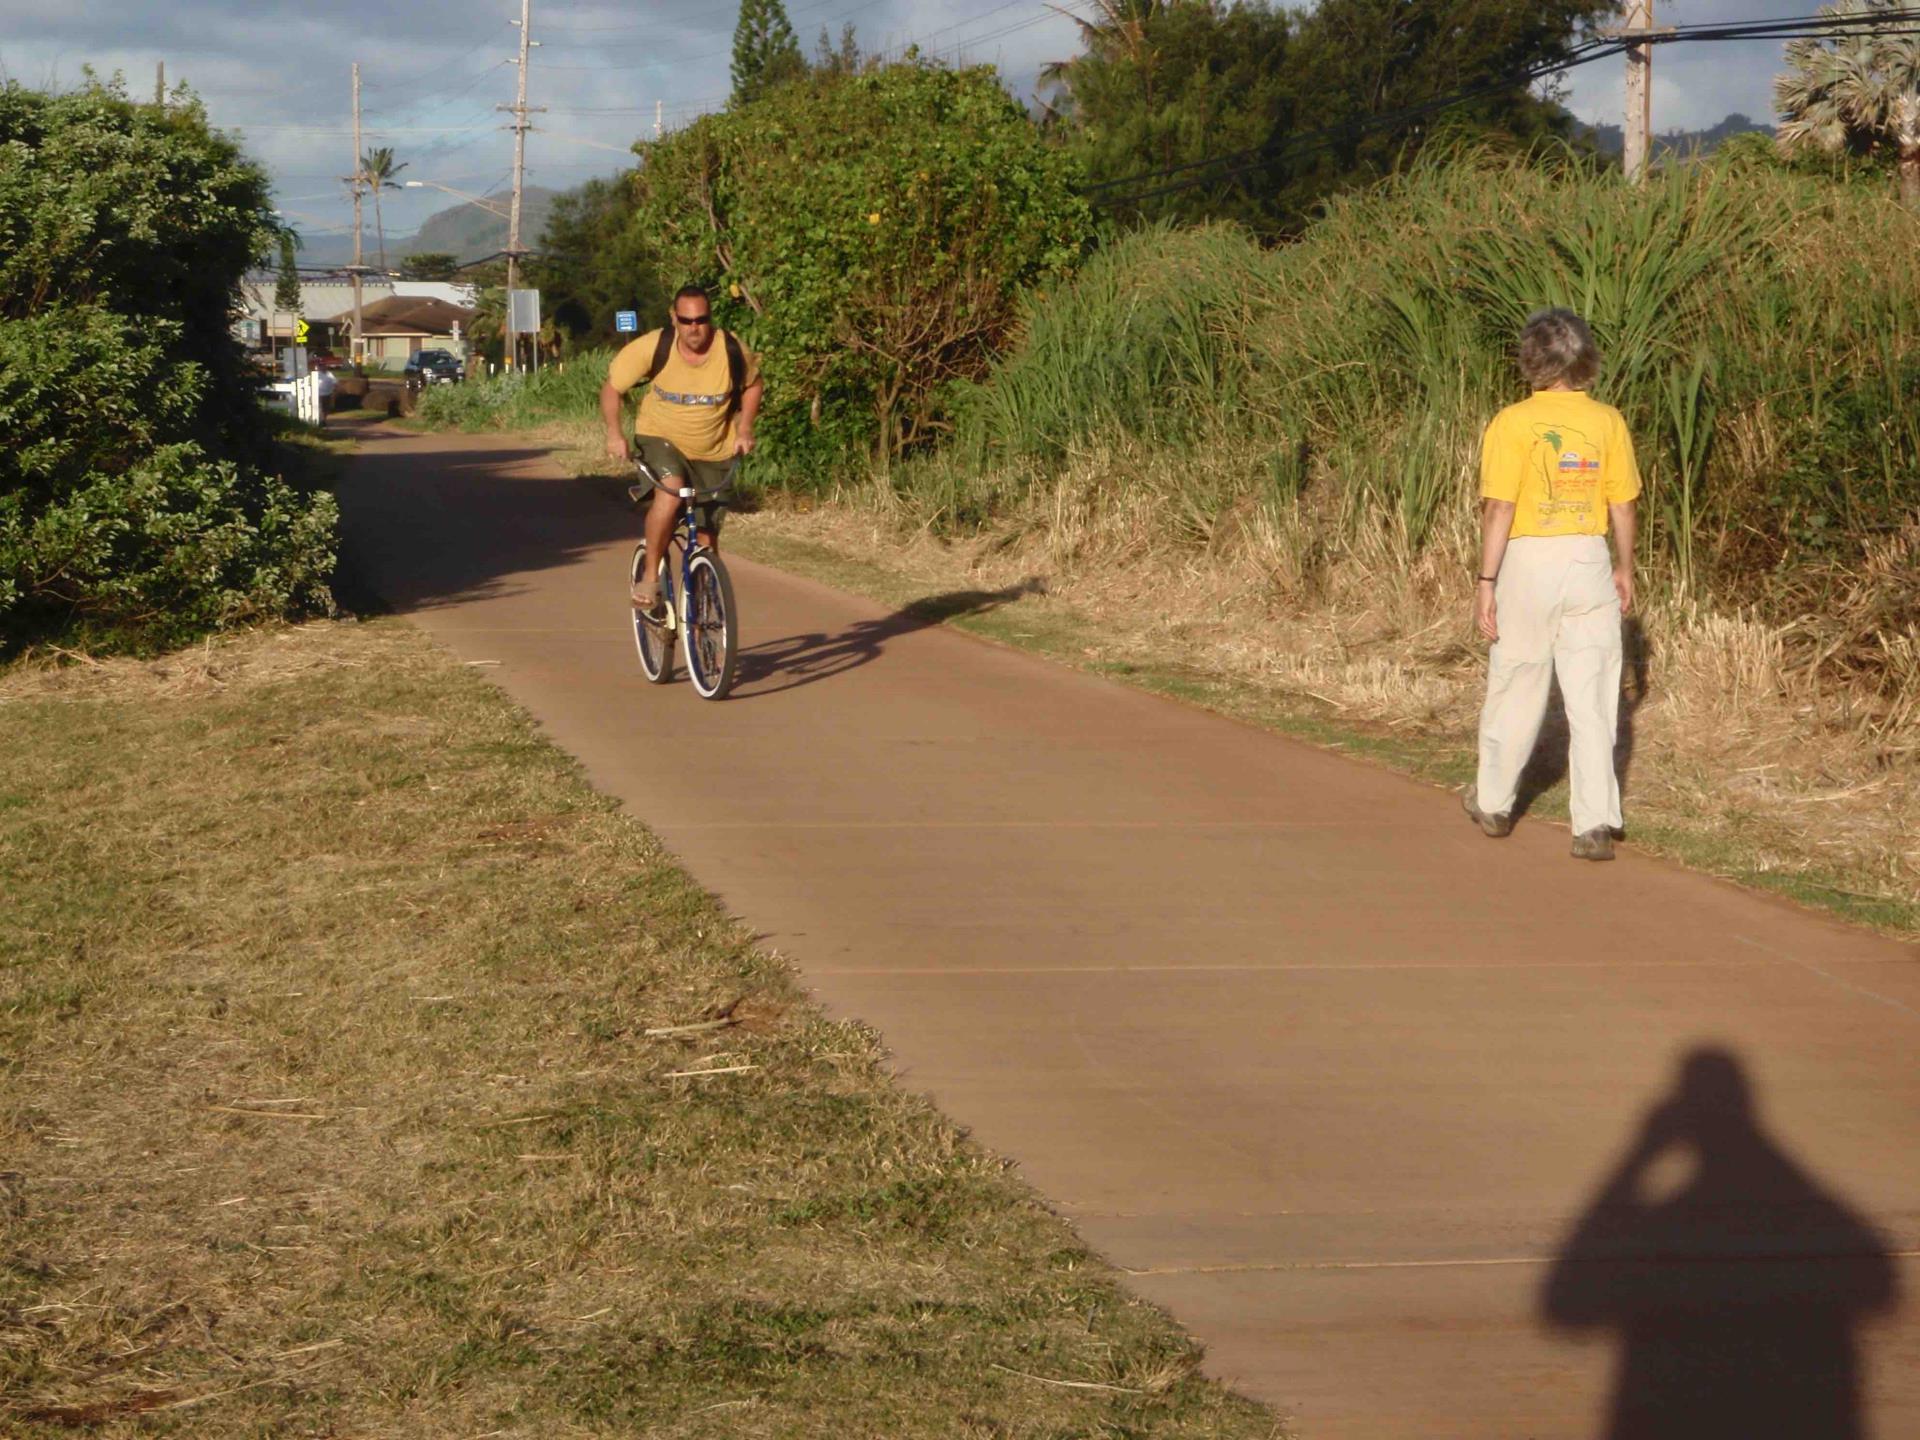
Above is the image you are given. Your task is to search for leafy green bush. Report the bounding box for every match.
[0,79,336,654]
[917,146,1920,605]
[629,60,1091,484]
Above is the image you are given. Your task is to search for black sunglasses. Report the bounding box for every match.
[673,311,713,326]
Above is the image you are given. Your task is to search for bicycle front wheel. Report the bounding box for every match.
[681,549,739,700]
[630,541,675,685]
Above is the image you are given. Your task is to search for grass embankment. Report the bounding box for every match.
[0,623,1281,1438]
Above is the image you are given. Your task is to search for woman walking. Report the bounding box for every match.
[1463,308,1640,861]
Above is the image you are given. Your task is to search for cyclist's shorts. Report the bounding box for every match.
[635,435,730,534]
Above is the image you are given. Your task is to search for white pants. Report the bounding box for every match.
[1475,534,1624,835]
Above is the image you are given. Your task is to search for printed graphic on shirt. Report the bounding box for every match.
[1529,421,1601,523]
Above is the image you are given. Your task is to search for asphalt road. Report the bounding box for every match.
[338,422,1920,1438]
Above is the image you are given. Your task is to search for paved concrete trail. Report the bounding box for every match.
[339,424,1919,1438]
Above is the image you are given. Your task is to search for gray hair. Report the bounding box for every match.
[1517,308,1600,390]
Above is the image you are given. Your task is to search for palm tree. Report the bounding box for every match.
[1775,0,1920,206]
[360,147,409,271]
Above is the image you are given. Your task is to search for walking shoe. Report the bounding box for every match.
[1571,827,1616,862]
[1461,788,1513,838]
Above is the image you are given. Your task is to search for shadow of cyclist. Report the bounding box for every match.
[731,578,1045,699]
[1540,1046,1898,1439]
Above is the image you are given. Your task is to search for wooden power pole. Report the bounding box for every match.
[349,62,367,362]
[1623,0,1654,183]
[500,0,543,371]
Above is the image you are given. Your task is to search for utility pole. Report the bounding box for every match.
[655,99,663,141]
[499,0,543,371]
[155,62,165,109]
[1623,0,1654,184]
[349,62,367,362]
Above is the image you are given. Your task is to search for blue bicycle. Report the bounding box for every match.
[628,457,740,700]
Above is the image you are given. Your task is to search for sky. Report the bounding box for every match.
[0,0,1815,251]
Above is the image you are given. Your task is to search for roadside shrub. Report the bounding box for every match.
[629,60,1091,485]
[0,78,336,654]
[921,147,1920,608]
[414,353,612,433]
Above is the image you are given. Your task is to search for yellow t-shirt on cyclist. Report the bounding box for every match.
[1480,389,1641,538]
[606,329,761,463]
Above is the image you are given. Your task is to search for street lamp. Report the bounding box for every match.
[402,179,510,220]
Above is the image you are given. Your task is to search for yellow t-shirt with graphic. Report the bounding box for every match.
[1480,390,1641,538]
[606,329,761,463]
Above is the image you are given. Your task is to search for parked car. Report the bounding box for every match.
[260,374,295,410]
[404,349,465,387]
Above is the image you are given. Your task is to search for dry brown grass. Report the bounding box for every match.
[0,620,1283,1438]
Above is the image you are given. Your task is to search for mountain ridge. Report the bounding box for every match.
[295,186,561,268]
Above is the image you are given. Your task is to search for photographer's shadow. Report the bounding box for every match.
[1541,1047,1899,1439]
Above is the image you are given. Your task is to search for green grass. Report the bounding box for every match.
[0,621,1283,1437]
[921,150,1920,630]
[416,353,614,433]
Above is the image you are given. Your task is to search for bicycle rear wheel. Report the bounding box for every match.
[629,541,675,685]
[681,549,739,700]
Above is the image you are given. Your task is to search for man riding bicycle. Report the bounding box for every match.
[601,284,763,620]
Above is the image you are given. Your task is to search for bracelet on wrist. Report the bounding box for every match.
[1477,575,1498,584]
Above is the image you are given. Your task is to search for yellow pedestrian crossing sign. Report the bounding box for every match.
[293,318,310,345]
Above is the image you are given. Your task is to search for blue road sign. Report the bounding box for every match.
[615,310,639,334]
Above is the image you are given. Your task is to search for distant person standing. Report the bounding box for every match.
[600,285,762,618]
[1464,309,1640,861]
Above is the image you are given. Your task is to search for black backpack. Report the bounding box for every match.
[644,324,746,419]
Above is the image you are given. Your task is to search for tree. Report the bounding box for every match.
[1776,0,1920,206]
[632,63,1090,474]
[731,0,807,105]
[400,251,459,281]
[1041,1,1297,235]
[1272,0,1616,216]
[0,78,336,652]
[274,230,302,319]
[532,172,665,344]
[360,145,408,270]
[813,22,864,76]
[1045,0,1619,234]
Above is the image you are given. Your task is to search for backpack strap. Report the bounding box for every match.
[641,325,674,382]
[722,331,746,420]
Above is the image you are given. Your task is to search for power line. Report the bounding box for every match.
[361,22,515,94]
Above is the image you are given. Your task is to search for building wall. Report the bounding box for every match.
[235,279,397,345]
[367,334,428,367]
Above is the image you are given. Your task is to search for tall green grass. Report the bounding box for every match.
[416,351,613,432]
[909,148,1920,615]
